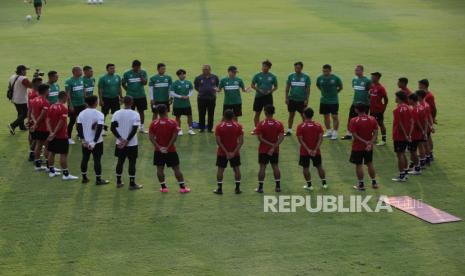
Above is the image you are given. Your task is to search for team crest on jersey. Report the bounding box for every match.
[268,77,272,81]
[330,80,335,84]
[361,82,365,86]
[300,78,304,82]
[234,81,238,85]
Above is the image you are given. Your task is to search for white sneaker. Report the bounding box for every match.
[63,174,79,181]
[392,177,407,182]
[188,129,196,135]
[68,138,76,145]
[407,170,421,175]
[139,126,148,134]
[34,166,47,171]
[323,130,332,137]
[303,185,313,191]
[178,130,184,136]
[330,133,338,140]
[376,141,386,146]
[49,172,61,178]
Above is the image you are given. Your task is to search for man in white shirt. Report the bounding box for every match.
[111,96,143,190]
[77,95,109,185]
[8,65,31,135]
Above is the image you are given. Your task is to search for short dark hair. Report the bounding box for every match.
[38,84,50,95]
[123,95,133,106]
[356,64,364,71]
[58,91,67,100]
[395,91,407,102]
[176,69,186,76]
[354,102,368,113]
[132,60,141,67]
[48,70,57,77]
[398,77,408,85]
[223,109,235,120]
[416,89,427,99]
[294,61,303,67]
[157,63,166,69]
[262,59,272,68]
[85,95,98,106]
[408,93,418,102]
[264,105,275,115]
[322,64,332,70]
[303,107,314,119]
[156,104,167,115]
[106,63,115,70]
[419,79,429,88]
[83,65,92,71]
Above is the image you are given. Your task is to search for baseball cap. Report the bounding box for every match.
[16,65,30,72]
[228,66,238,72]
[371,72,382,77]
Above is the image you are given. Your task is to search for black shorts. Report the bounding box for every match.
[173,107,192,117]
[82,142,104,156]
[319,103,339,115]
[153,151,180,167]
[370,112,384,125]
[287,100,306,113]
[48,138,69,154]
[223,104,242,117]
[102,97,120,115]
[394,141,408,153]
[34,3,42,8]
[348,104,357,120]
[258,153,279,165]
[253,94,273,112]
[216,155,241,168]
[131,97,148,111]
[69,105,86,117]
[408,140,420,152]
[299,155,322,168]
[31,131,49,141]
[115,145,138,159]
[152,101,170,113]
[350,150,373,165]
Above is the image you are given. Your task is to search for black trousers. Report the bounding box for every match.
[81,143,103,176]
[11,103,28,130]
[197,98,216,131]
[68,105,86,138]
[116,155,137,176]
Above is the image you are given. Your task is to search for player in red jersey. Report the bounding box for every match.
[369,72,388,146]
[397,77,412,96]
[255,105,285,193]
[418,79,436,162]
[407,93,428,175]
[296,107,326,191]
[392,91,413,182]
[349,103,379,190]
[214,109,244,194]
[416,90,435,165]
[27,77,43,161]
[46,91,78,180]
[30,84,50,171]
[149,104,190,193]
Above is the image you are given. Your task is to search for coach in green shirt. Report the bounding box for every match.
[47,70,60,104]
[251,60,278,131]
[64,66,85,143]
[285,61,311,136]
[316,64,343,139]
[98,63,122,127]
[122,60,148,133]
[149,63,172,120]
[83,65,95,97]
[218,66,246,121]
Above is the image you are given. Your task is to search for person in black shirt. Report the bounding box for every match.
[194,65,219,133]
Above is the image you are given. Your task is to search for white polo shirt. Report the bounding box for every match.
[9,74,28,104]
[111,109,141,147]
[77,108,104,144]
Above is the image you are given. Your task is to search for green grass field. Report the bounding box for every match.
[1,0,465,275]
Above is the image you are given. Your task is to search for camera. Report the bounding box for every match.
[33,69,44,78]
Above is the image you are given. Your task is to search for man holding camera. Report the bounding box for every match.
[8,65,32,135]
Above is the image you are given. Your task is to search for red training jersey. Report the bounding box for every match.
[425,91,436,117]
[215,121,244,156]
[149,118,179,152]
[411,104,427,141]
[400,87,412,96]
[47,103,69,139]
[296,120,323,156]
[420,101,432,132]
[349,114,378,151]
[369,83,387,113]
[28,89,38,106]
[393,103,412,141]
[30,96,50,132]
[255,118,284,154]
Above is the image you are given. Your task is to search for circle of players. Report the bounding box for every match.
[7,60,437,193]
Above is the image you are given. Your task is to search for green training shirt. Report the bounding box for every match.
[352,76,371,105]
[170,80,193,109]
[65,77,85,107]
[149,74,172,102]
[252,72,277,98]
[47,82,60,104]
[317,74,342,104]
[287,73,311,102]
[122,70,147,99]
[83,76,95,97]
[219,77,244,105]
[98,74,121,99]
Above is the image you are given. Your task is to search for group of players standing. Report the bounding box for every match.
[7,59,437,193]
